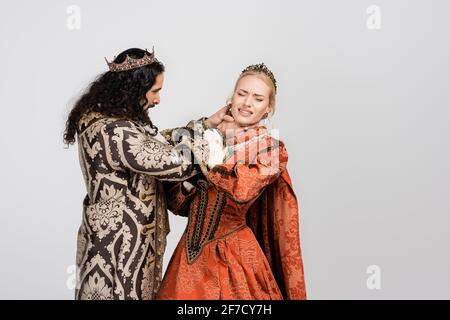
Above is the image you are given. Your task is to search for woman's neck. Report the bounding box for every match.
[235,122,259,130]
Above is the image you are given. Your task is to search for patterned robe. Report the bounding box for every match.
[157,126,306,300]
[75,112,201,300]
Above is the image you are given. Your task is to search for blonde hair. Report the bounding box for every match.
[234,71,277,116]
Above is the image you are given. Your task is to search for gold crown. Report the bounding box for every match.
[241,63,277,93]
[104,47,158,72]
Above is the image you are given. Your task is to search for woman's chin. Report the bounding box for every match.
[234,115,258,127]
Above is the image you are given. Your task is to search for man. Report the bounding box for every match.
[64,48,231,299]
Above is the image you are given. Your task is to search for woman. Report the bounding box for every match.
[64,48,231,300]
[157,63,307,300]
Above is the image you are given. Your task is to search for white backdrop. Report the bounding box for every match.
[0,0,449,299]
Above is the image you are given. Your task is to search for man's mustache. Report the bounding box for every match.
[144,104,156,111]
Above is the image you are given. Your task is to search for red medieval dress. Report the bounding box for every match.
[157,126,306,300]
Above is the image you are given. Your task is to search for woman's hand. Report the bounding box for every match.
[204,104,234,128]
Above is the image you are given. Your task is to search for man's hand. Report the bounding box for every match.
[204,105,234,128]
[217,120,244,136]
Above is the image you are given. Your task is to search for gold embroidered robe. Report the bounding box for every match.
[75,112,201,300]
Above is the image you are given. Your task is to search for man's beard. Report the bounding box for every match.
[144,104,156,112]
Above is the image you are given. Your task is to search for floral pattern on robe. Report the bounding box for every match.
[75,112,201,300]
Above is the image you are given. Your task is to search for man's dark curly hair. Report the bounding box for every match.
[64,48,164,145]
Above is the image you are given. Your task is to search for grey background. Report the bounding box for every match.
[0,0,449,299]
